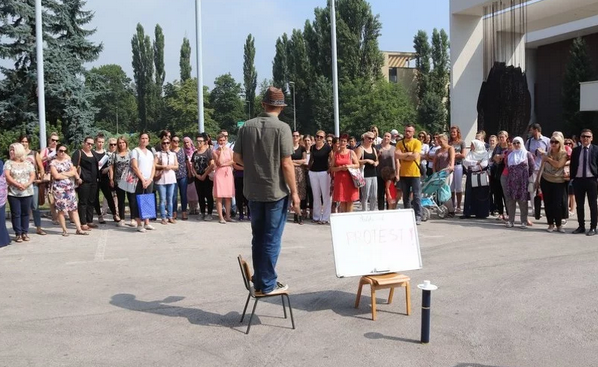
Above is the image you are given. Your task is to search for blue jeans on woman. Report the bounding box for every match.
[156,183,175,220]
[8,195,33,235]
[173,176,188,214]
[248,196,289,293]
[31,184,42,228]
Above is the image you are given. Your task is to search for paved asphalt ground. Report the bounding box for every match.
[1,206,598,367]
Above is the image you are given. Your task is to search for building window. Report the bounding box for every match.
[389,67,398,83]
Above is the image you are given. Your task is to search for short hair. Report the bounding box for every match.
[404,123,415,130]
[326,133,335,139]
[315,130,325,137]
[56,144,68,153]
[158,130,170,139]
[140,132,150,140]
[498,130,509,138]
[349,136,356,141]
[381,166,395,181]
[95,133,106,141]
[9,143,26,161]
[437,133,449,142]
[581,129,592,135]
[529,123,542,132]
[489,135,497,141]
[217,133,227,140]
[303,134,313,141]
[84,136,94,143]
[476,130,487,139]
[339,133,350,141]
[219,129,228,134]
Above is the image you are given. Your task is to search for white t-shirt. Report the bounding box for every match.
[428,146,440,169]
[154,151,177,185]
[131,147,155,179]
[420,143,430,168]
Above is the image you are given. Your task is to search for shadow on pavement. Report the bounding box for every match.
[363,332,420,344]
[109,293,240,328]
[453,364,509,367]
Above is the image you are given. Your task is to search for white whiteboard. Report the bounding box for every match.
[329,209,422,278]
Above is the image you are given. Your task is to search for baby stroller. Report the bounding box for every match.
[420,169,451,221]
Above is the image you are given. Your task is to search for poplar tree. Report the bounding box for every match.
[179,37,192,82]
[243,34,257,119]
[131,23,154,130]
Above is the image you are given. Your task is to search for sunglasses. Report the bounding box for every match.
[51,138,59,142]
[58,149,67,153]
[85,142,93,145]
[162,141,170,145]
[172,140,180,143]
[365,137,373,140]
[550,140,559,144]
[316,136,325,139]
[109,143,117,146]
[581,135,592,138]
[197,140,204,144]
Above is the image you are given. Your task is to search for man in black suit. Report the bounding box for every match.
[570,129,598,236]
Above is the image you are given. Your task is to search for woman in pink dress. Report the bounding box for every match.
[213,133,235,224]
[331,134,360,213]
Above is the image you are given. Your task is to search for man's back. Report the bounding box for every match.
[234,112,293,202]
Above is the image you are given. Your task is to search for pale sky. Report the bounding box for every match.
[3,1,450,88]
[86,0,449,88]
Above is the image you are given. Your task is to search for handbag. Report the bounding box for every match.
[154,152,165,182]
[136,191,157,220]
[471,170,490,188]
[348,167,366,188]
[117,163,139,194]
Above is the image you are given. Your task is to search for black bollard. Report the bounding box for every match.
[418,280,437,344]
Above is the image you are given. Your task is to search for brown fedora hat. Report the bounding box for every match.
[262,86,287,107]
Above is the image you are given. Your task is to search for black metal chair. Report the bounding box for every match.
[237,255,295,334]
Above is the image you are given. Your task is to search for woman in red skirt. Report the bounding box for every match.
[331,134,360,213]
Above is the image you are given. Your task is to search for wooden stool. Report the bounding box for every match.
[354,273,411,320]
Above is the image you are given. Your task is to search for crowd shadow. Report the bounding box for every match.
[110,293,241,328]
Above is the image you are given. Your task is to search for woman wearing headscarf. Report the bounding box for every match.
[505,137,535,228]
[461,139,490,219]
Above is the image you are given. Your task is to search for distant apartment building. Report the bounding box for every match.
[381,51,417,101]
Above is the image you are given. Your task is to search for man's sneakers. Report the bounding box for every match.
[261,282,289,295]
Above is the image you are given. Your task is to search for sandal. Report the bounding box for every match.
[62,232,70,237]
[81,225,91,231]
[76,230,89,236]
[37,228,47,236]
[14,235,22,243]
[22,234,30,241]
[161,219,168,225]
[113,215,121,222]
[225,218,235,223]
[168,218,176,224]
[219,220,226,224]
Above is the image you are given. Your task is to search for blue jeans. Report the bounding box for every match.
[173,176,188,213]
[156,183,175,219]
[400,176,422,219]
[8,195,32,235]
[248,196,289,293]
[31,184,41,227]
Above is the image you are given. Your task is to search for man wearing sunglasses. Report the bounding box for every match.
[234,86,300,295]
[570,129,598,236]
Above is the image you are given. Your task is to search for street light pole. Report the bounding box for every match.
[195,0,205,133]
[35,0,47,149]
[289,81,296,132]
[330,0,340,136]
[115,107,119,135]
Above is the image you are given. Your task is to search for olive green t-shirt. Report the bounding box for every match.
[234,112,293,202]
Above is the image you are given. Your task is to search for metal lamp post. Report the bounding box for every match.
[35,0,47,149]
[289,81,296,132]
[195,0,205,133]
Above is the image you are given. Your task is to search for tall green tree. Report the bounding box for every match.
[88,64,137,133]
[413,30,431,104]
[163,79,217,135]
[243,34,258,119]
[563,37,598,134]
[209,73,245,132]
[0,0,101,143]
[131,23,154,130]
[154,24,165,90]
[429,28,450,132]
[272,34,289,90]
[179,37,192,82]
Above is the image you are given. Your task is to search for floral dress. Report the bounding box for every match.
[51,160,78,213]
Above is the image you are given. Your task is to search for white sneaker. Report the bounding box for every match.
[263,282,289,295]
[205,215,213,221]
[520,223,527,229]
[506,222,514,228]
[137,227,146,233]
[144,224,156,230]
[117,220,126,227]
[130,220,137,228]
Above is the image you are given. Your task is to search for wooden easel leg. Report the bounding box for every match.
[370,286,377,321]
[285,294,296,330]
[355,278,364,308]
[405,282,411,316]
[388,287,395,304]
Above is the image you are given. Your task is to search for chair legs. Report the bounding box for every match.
[355,276,411,321]
[241,292,295,334]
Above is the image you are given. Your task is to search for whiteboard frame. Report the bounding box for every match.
[329,209,423,278]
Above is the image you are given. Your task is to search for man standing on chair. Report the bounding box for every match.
[233,86,300,295]
[570,129,598,236]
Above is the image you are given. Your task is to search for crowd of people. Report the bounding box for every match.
[1,120,597,247]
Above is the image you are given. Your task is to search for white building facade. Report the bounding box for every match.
[450,0,598,143]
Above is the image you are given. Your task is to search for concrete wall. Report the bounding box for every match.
[450,13,484,145]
